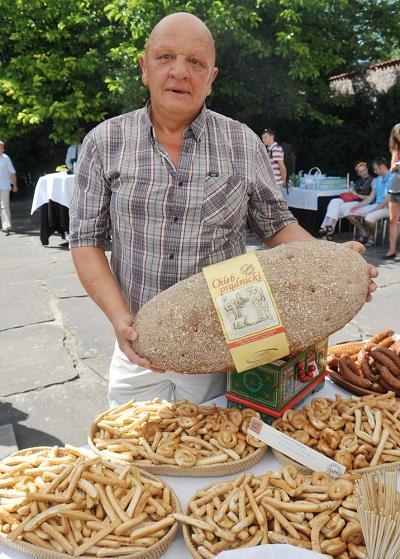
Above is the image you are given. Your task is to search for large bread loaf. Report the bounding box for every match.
[132,241,370,373]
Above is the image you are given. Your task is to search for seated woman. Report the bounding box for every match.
[317,161,373,240]
[346,157,392,246]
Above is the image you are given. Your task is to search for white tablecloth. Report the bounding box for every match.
[0,378,354,559]
[283,187,347,211]
[30,173,76,215]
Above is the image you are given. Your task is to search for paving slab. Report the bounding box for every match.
[58,297,114,359]
[3,376,109,448]
[46,273,87,299]
[0,281,53,331]
[84,355,111,381]
[0,323,76,395]
[0,424,18,459]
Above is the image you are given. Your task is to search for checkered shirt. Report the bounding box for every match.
[69,104,296,314]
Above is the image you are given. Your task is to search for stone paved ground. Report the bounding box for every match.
[1,194,399,456]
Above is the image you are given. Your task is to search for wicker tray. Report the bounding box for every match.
[0,446,181,559]
[272,447,400,476]
[88,411,267,477]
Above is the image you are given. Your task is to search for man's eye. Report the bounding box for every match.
[190,59,201,66]
[160,54,172,61]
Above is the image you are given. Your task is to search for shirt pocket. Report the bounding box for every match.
[200,174,247,228]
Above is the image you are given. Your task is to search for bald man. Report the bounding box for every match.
[69,13,375,407]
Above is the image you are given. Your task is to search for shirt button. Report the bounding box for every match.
[173,216,178,223]
[178,181,183,187]
[169,254,174,259]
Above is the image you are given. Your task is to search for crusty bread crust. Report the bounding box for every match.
[132,241,370,373]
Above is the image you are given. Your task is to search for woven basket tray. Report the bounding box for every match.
[272,447,400,476]
[0,446,181,559]
[88,413,267,477]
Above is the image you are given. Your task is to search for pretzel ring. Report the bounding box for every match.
[321,428,340,450]
[174,447,197,467]
[328,414,346,431]
[217,430,238,449]
[308,415,327,430]
[177,417,198,429]
[292,430,310,445]
[241,408,259,420]
[328,479,354,500]
[245,433,265,448]
[290,412,307,430]
[227,409,243,427]
[339,434,358,453]
[311,472,331,486]
[176,403,199,417]
[305,424,320,439]
[317,439,335,457]
[334,450,353,470]
[353,454,369,469]
[157,440,179,458]
[311,398,331,420]
[219,420,237,433]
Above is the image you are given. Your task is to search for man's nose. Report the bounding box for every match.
[169,56,189,80]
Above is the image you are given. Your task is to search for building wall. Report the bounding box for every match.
[330,60,400,95]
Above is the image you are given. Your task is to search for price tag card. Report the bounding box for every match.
[248,417,346,477]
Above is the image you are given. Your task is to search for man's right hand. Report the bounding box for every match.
[112,309,165,372]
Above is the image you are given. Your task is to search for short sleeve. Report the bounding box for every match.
[69,132,111,248]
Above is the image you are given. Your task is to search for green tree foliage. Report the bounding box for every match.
[0,0,399,172]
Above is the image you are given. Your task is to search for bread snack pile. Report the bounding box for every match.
[328,329,400,394]
[272,392,400,471]
[89,400,267,476]
[177,466,366,558]
[132,241,370,373]
[0,446,179,557]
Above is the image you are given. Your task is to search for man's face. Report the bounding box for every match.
[373,163,387,176]
[140,18,218,121]
[261,133,274,147]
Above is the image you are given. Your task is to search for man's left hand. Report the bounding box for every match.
[343,240,378,302]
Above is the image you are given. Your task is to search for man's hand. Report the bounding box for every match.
[343,240,378,302]
[112,309,165,372]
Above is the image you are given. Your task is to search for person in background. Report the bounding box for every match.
[0,141,18,235]
[317,161,373,240]
[261,128,287,189]
[347,157,392,247]
[65,138,82,173]
[386,123,400,261]
[69,12,377,408]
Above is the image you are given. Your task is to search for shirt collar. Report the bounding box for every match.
[143,101,207,142]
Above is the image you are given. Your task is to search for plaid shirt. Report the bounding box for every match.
[69,104,296,314]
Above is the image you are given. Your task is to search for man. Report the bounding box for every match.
[0,141,18,235]
[347,158,392,246]
[69,12,376,407]
[261,128,287,189]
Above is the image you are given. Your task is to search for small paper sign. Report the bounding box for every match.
[248,417,346,477]
[203,252,289,372]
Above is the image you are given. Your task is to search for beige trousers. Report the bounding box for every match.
[0,190,11,230]
[108,341,226,408]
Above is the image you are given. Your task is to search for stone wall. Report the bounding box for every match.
[329,59,400,96]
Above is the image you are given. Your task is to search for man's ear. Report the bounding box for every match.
[139,55,148,86]
[207,67,218,96]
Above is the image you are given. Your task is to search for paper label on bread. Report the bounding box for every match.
[248,416,346,477]
[203,252,289,372]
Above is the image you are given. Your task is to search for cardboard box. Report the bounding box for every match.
[226,372,327,425]
[227,338,328,410]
